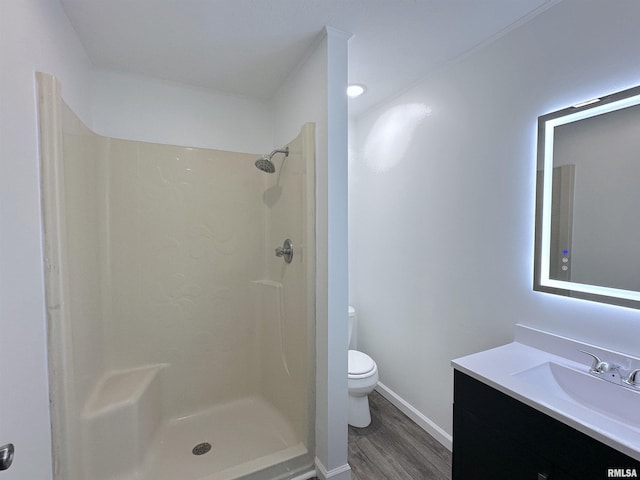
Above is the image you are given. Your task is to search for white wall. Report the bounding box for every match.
[0,1,93,479]
[91,70,273,153]
[349,0,640,441]
[272,27,351,480]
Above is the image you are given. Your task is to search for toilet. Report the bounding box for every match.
[348,306,379,428]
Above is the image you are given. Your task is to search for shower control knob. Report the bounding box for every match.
[275,239,293,264]
[0,443,14,470]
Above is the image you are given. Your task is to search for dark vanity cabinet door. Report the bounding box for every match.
[453,370,640,480]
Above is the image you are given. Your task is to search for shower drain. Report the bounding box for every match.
[192,442,212,456]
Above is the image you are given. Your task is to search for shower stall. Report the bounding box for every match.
[38,73,316,480]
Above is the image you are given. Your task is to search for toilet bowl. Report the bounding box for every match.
[348,349,379,427]
[348,307,378,428]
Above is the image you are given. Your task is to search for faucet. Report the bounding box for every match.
[579,350,615,374]
[579,350,624,385]
[580,350,640,389]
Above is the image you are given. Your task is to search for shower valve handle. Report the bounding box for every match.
[0,443,14,471]
[275,239,293,264]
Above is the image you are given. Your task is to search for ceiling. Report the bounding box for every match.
[59,0,556,116]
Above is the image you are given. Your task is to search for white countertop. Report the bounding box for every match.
[451,325,640,462]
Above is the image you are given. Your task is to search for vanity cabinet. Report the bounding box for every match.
[453,370,640,480]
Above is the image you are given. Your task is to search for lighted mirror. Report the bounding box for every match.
[534,84,640,309]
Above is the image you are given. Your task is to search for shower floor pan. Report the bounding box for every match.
[123,396,307,480]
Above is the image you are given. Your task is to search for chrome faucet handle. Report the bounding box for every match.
[579,350,610,374]
[624,368,640,388]
[274,238,293,264]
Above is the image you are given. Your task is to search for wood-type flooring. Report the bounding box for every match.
[309,390,451,479]
[348,390,452,479]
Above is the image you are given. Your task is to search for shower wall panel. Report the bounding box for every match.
[61,103,109,413]
[107,140,264,417]
[259,124,315,447]
[54,100,268,478]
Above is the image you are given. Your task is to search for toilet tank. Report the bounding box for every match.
[348,306,357,350]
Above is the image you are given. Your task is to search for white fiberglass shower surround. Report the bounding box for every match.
[38,73,316,480]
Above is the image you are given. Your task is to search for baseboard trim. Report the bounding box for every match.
[290,469,317,480]
[314,457,351,480]
[375,382,453,451]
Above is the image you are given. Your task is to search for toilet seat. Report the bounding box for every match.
[348,350,376,378]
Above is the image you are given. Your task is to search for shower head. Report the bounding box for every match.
[255,155,276,173]
[254,146,289,174]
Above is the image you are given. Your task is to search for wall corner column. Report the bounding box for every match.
[315,25,352,480]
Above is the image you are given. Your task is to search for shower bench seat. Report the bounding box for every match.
[82,363,168,477]
[83,363,167,417]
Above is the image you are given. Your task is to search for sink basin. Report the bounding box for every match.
[513,362,640,430]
